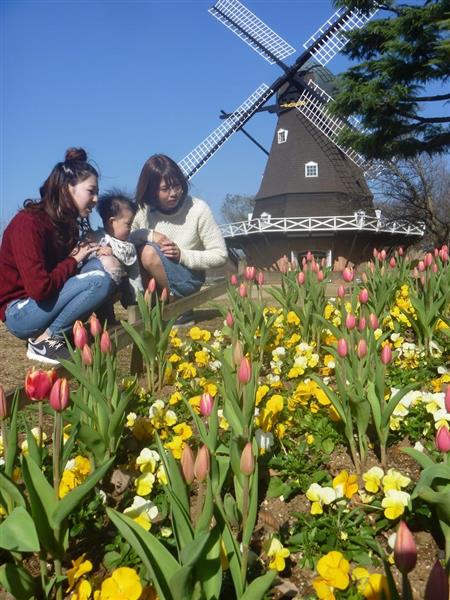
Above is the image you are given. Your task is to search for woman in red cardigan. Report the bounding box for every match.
[0,147,116,364]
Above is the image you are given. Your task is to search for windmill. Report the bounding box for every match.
[179,0,424,269]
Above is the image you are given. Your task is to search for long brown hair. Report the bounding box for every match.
[24,147,99,249]
[135,154,188,209]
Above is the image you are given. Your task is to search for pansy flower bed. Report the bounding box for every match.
[0,246,449,599]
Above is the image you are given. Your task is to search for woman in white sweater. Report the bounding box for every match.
[131,154,228,300]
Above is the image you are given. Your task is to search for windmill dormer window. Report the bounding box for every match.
[305,161,318,177]
[277,129,288,144]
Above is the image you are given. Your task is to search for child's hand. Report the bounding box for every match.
[97,246,113,256]
[70,241,100,263]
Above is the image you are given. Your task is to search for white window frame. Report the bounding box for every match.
[277,128,288,144]
[305,161,318,177]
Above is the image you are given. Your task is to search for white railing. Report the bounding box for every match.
[220,214,425,238]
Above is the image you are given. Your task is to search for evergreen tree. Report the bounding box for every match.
[332,0,450,159]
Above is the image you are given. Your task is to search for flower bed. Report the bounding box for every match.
[0,246,449,599]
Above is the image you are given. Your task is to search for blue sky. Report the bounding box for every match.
[1,0,359,229]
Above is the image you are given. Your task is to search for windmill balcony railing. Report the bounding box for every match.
[220,214,425,238]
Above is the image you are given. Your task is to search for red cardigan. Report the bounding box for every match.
[0,209,78,321]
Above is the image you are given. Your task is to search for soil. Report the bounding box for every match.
[0,308,445,599]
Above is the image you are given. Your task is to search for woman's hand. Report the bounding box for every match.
[70,241,100,264]
[160,240,180,262]
[152,231,171,246]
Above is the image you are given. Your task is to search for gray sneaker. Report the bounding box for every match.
[27,337,71,365]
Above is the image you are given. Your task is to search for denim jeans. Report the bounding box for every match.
[4,259,115,340]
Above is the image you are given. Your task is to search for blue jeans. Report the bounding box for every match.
[147,242,205,298]
[4,259,115,340]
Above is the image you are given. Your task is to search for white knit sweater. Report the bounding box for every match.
[131,196,228,271]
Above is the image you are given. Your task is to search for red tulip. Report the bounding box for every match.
[239,283,247,298]
[359,288,369,304]
[48,378,70,412]
[337,285,345,298]
[25,368,57,401]
[380,344,392,365]
[200,393,214,417]
[244,266,256,281]
[342,268,353,282]
[240,442,254,476]
[81,344,93,366]
[238,357,252,384]
[73,320,88,349]
[0,384,8,419]
[337,338,348,358]
[357,339,368,359]
[435,426,450,453]
[180,444,195,485]
[297,272,305,285]
[100,330,112,354]
[230,274,238,286]
[394,521,417,574]
[345,314,356,330]
[424,560,449,600]
[225,311,234,327]
[89,314,102,337]
[194,445,210,482]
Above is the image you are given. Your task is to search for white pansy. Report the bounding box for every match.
[124,495,158,520]
[149,400,165,418]
[255,428,274,451]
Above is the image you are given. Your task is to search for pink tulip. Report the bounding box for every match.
[240,442,254,476]
[306,251,313,262]
[345,314,356,330]
[317,270,324,282]
[238,357,252,384]
[0,385,8,420]
[25,368,57,402]
[194,445,210,482]
[73,320,88,349]
[147,277,156,293]
[239,283,247,298]
[424,252,433,267]
[342,268,353,282]
[48,378,70,412]
[301,257,307,267]
[359,288,369,304]
[424,560,449,600]
[369,313,379,330]
[418,260,425,272]
[200,393,214,417]
[435,427,450,453]
[442,251,449,262]
[445,387,450,413]
[389,257,396,268]
[432,263,438,273]
[233,340,244,367]
[100,330,112,354]
[398,246,404,257]
[89,314,102,337]
[257,271,265,286]
[81,344,93,366]
[358,316,366,331]
[160,288,169,303]
[357,339,368,359]
[434,247,439,257]
[380,249,387,260]
[380,344,392,365]
[337,338,348,358]
[180,444,195,485]
[394,521,417,574]
[225,311,234,327]
[337,285,345,298]
[244,266,256,281]
[230,274,238,286]
[297,272,305,285]
[373,247,378,259]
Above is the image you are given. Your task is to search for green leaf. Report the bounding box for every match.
[76,423,107,465]
[402,447,435,470]
[0,506,40,552]
[266,476,292,499]
[0,472,26,511]
[4,391,19,478]
[240,570,277,600]
[195,526,222,600]
[0,563,38,600]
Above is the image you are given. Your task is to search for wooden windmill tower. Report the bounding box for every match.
[179,0,424,269]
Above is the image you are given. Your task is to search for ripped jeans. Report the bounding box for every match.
[4,259,116,340]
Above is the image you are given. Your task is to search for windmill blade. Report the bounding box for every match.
[179,83,274,179]
[303,7,378,66]
[296,79,369,170]
[209,0,295,65]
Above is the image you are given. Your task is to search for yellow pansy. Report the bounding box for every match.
[66,554,93,590]
[169,391,182,405]
[381,489,410,520]
[286,311,300,325]
[266,394,284,413]
[156,464,168,485]
[173,422,193,440]
[135,472,155,496]
[332,470,358,499]
[203,382,218,396]
[256,385,270,405]
[195,350,209,367]
[188,326,203,340]
[164,410,177,427]
[313,551,350,597]
[126,412,137,428]
[177,362,197,379]
[382,469,411,492]
[136,448,160,473]
[93,567,142,600]
[306,483,336,515]
[363,467,384,493]
[168,353,181,363]
[265,537,290,572]
[70,579,92,600]
[165,435,185,459]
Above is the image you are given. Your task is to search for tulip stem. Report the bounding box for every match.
[1,420,8,470]
[401,573,413,600]
[38,401,43,457]
[241,475,250,588]
[53,412,62,497]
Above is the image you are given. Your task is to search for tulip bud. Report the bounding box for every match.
[180,444,195,485]
[0,385,9,420]
[358,288,369,304]
[194,445,210,482]
[418,260,425,272]
[230,274,238,286]
[380,344,392,365]
[244,266,256,281]
[317,270,324,282]
[337,285,345,298]
[306,251,313,262]
[257,271,265,286]
[100,330,112,354]
[367,263,374,274]
[239,283,247,298]
[342,268,353,283]
[394,521,417,574]
[160,288,169,303]
[441,250,448,263]
[25,368,57,401]
[380,249,387,260]
[81,344,93,366]
[73,320,88,349]
[225,311,234,328]
[147,277,156,293]
[362,271,368,283]
[345,314,356,330]
[301,257,307,267]
[373,247,378,259]
[321,258,326,267]
[89,314,102,337]
[232,340,244,367]
[445,387,450,413]
[357,339,368,359]
[420,275,426,287]
[413,267,419,279]
[424,252,433,267]
[358,316,366,331]
[238,357,252,384]
[297,272,305,285]
[424,560,449,600]
[398,246,404,257]
[311,261,319,273]
[240,442,254,476]
[435,426,450,452]
[337,338,348,358]
[432,263,438,273]
[48,378,70,412]
[369,313,379,330]
[389,257,396,268]
[200,393,214,417]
